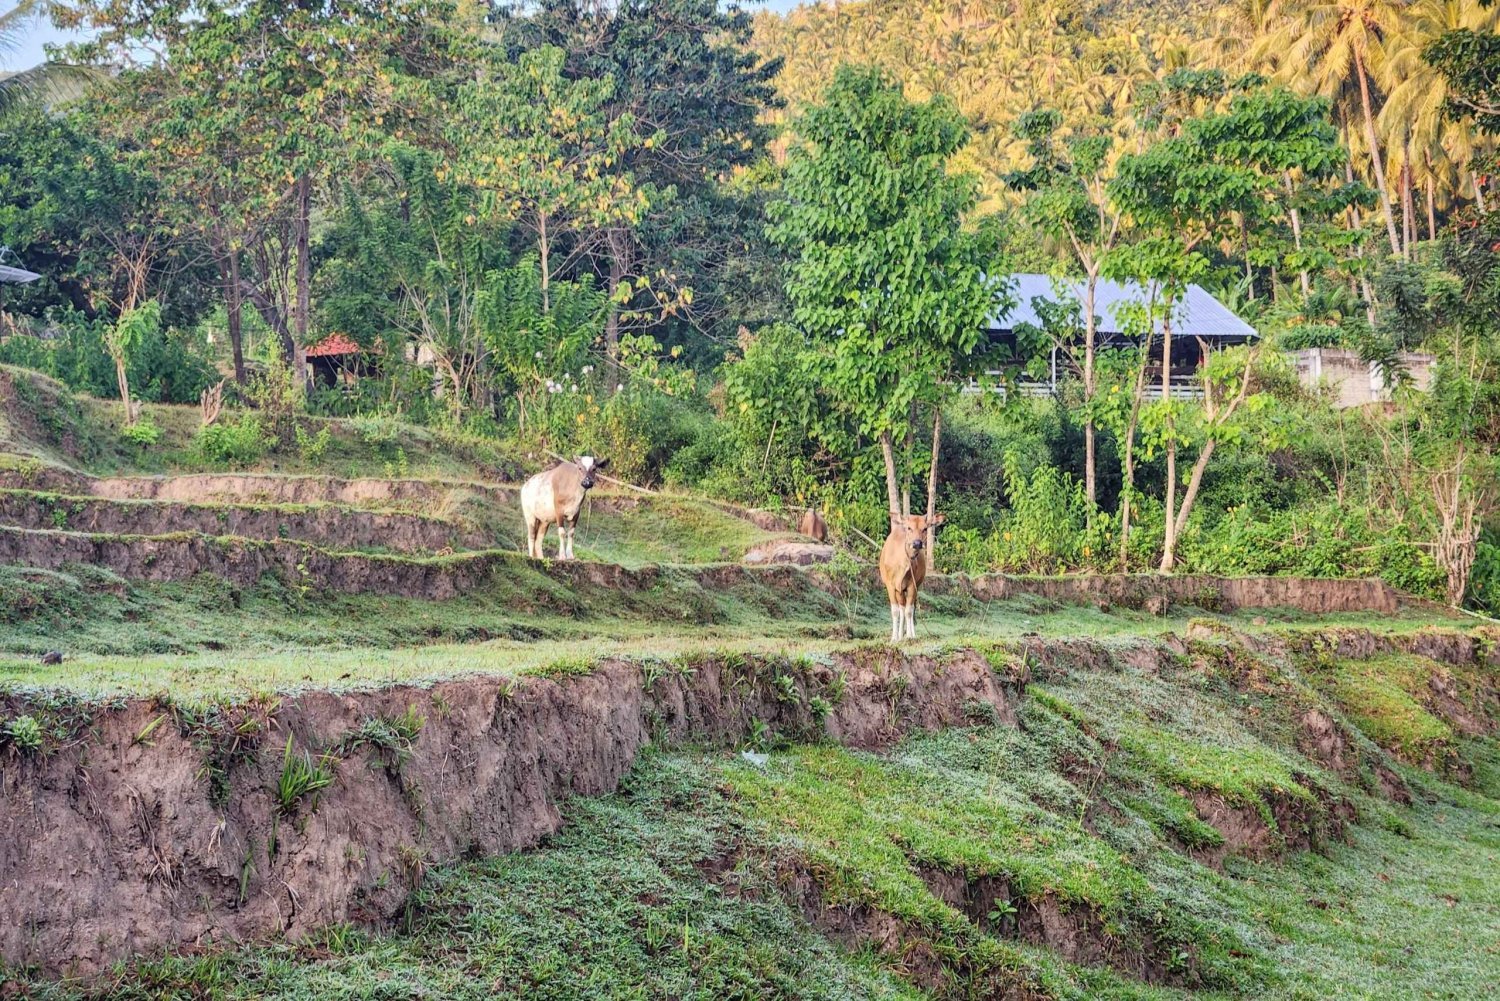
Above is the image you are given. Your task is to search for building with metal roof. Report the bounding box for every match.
[977,273,1259,397]
[986,273,1258,343]
[0,263,41,284]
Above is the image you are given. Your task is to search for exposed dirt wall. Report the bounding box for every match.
[932,571,1408,615]
[0,491,495,554]
[0,522,1418,615]
[0,646,1022,974]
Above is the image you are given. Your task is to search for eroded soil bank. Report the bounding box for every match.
[0,521,1414,614]
[0,645,1023,974]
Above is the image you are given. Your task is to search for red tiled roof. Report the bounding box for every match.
[305,332,362,358]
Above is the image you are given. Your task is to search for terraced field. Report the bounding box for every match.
[2,370,1498,1000]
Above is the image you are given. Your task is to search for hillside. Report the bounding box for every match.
[0,374,1496,1000]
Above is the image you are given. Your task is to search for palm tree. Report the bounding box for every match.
[0,0,88,118]
[1262,0,1407,256]
[1380,0,1500,235]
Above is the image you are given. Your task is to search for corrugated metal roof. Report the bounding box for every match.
[0,264,41,284]
[987,273,1257,340]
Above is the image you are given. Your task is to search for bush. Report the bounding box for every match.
[197,414,271,467]
[245,357,303,446]
[294,422,334,464]
[3,715,44,753]
[0,308,218,404]
[120,417,164,447]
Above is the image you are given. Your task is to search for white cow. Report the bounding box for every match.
[520,456,608,560]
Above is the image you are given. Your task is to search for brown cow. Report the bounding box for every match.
[798,507,828,542]
[520,456,608,560]
[879,512,944,642]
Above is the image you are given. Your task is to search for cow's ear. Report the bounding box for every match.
[889,510,902,523]
[595,457,609,470]
[931,513,946,526]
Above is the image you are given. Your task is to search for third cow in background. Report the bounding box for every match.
[799,507,828,542]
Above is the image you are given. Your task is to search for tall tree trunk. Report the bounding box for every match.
[901,401,916,517]
[1472,170,1489,214]
[1284,173,1311,297]
[539,210,551,315]
[925,406,942,555]
[1425,169,1437,241]
[1240,214,1254,300]
[226,250,246,386]
[1400,148,1414,255]
[1083,270,1098,511]
[1119,333,1152,572]
[1159,312,1177,573]
[605,227,627,363]
[879,431,902,519]
[1355,48,1401,257]
[293,173,312,388]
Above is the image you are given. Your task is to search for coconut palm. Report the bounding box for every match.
[1261,0,1408,256]
[0,0,88,118]
[1380,0,1500,236]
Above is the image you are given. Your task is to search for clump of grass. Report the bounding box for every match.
[334,705,425,772]
[2,713,44,754]
[170,693,281,808]
[274,735,336,817]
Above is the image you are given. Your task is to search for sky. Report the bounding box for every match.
[3,1,809,71]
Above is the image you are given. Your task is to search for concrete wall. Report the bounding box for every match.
[1291,348,1433,408]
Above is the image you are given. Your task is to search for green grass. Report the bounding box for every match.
[0,560,1466,698]
[1,364,520,481]
[17,667,1498,1000]
[1319,655,1456,763]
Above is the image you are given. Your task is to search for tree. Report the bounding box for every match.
[1425,8,1500,136]
[1006,109,1122,512]
[769,65,1000,522]
[1108,118,1257,571]
[106,298,160,420]
[58,0,469,382]
[0,0,93,120]
[501,0,784,350]
[1261,0,1406,256]
[452,45,652,318]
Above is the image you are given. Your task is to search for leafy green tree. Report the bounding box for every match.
[452,45,652,319]
[1006,109,1122,511]
[476,255,607,432]
[0,0,94,119]
[769,65,999,520]
[499,0,784,349]
[1425,13,1500,137]
[58,0,470,381]
[1108,111,1257,571]
[106,298,160,421]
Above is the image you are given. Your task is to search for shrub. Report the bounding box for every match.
[245,356,303,446]
[0,307,218,404]
[197,414,271,467]
[120,417,164,446]
[3,715,45,753]
[294,423,334,464]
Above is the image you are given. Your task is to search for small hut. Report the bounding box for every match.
[304,332,370,388]
[0,252,42,337]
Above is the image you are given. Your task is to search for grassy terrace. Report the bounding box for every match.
[0,559,1469,698]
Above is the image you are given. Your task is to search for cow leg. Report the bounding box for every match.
[905,597,917,640]
[556,518,569,560]
[886,585,902,643]
[527,518,541,559]
[565,516,577,560]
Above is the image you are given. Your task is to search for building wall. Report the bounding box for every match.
[1290,348,1434,408]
